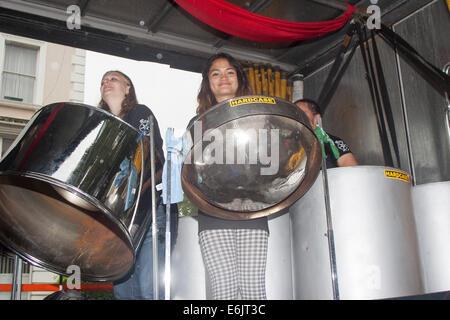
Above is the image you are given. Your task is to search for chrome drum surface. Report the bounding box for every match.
[290,166,424,299]
[182,96,322,220]
[411,181,450,294]
[0,102,153,281]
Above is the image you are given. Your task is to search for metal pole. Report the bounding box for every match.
[11,255,22,300]
[149,115,159,300]
[444,63,450,144]
[317,118,340,300]
[377,24,450,96]
[393,39,417,186]
[164,129,172,300]
[307,0,367,16]
[308,0,350,12]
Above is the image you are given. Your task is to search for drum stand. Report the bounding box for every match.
[317,118,340,300]
[11,254,23,300]
[149,115,159,300]
[164,130,172,300]
[149,119,174,300]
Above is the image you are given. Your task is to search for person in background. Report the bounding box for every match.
[99,70,176,299]
[188,53,269,300]
[294,98,358,168]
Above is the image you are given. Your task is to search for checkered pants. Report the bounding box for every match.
[199,229,268,300]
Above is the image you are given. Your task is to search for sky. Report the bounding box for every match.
[83,50,202,148]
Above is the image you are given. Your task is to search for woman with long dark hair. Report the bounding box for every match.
[196,53,251,115]
[189,53,269,300]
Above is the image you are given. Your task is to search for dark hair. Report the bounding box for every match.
[293,98,322,116]
[99,70,138,119]
[196,53,251,115]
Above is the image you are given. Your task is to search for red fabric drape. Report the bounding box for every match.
[174,0,356,43]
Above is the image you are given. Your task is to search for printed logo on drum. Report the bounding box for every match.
[384,169,410,183]
[229,96,276,107]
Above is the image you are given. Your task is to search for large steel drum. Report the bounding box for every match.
[290,166,424,299]
[411,181,450,294]
[181,96,322,219]
[0,102,156,281]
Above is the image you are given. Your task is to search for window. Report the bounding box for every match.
[1,42,38,104]
[1,136,14,157]
[0,33,46,106]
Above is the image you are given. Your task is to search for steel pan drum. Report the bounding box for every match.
[182,96,322,219]
[411,181,450,294]
[0,102,155,281]
[290,166,424,299]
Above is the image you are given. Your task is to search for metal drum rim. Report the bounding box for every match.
[185,95,313,141]
[38,102,142,135]
[181,96,322,220]
[181,145,322,220]
[0,170,135,281]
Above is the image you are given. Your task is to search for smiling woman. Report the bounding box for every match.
[83,51,202,141]
[187,52,270,300]
[196,52,251,115]
[99,71,135,118]
[96,69,167,300]
[207,58,238,103]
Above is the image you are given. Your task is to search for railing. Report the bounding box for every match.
[1,250,113,299]
[0,255,30,274]
[0,283,113,292]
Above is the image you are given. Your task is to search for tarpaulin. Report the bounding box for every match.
[174,0,356,43]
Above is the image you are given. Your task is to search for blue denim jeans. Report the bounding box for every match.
[113,204,166,300]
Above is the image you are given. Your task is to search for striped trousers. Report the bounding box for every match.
[199,229,269,300]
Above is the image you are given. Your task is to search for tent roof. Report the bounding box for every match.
[0,0,431,75]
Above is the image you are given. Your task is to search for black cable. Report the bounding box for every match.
[370,30,401,168]
[356,22,394,167]
[377,24,450,98]
[317,21,357,111]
